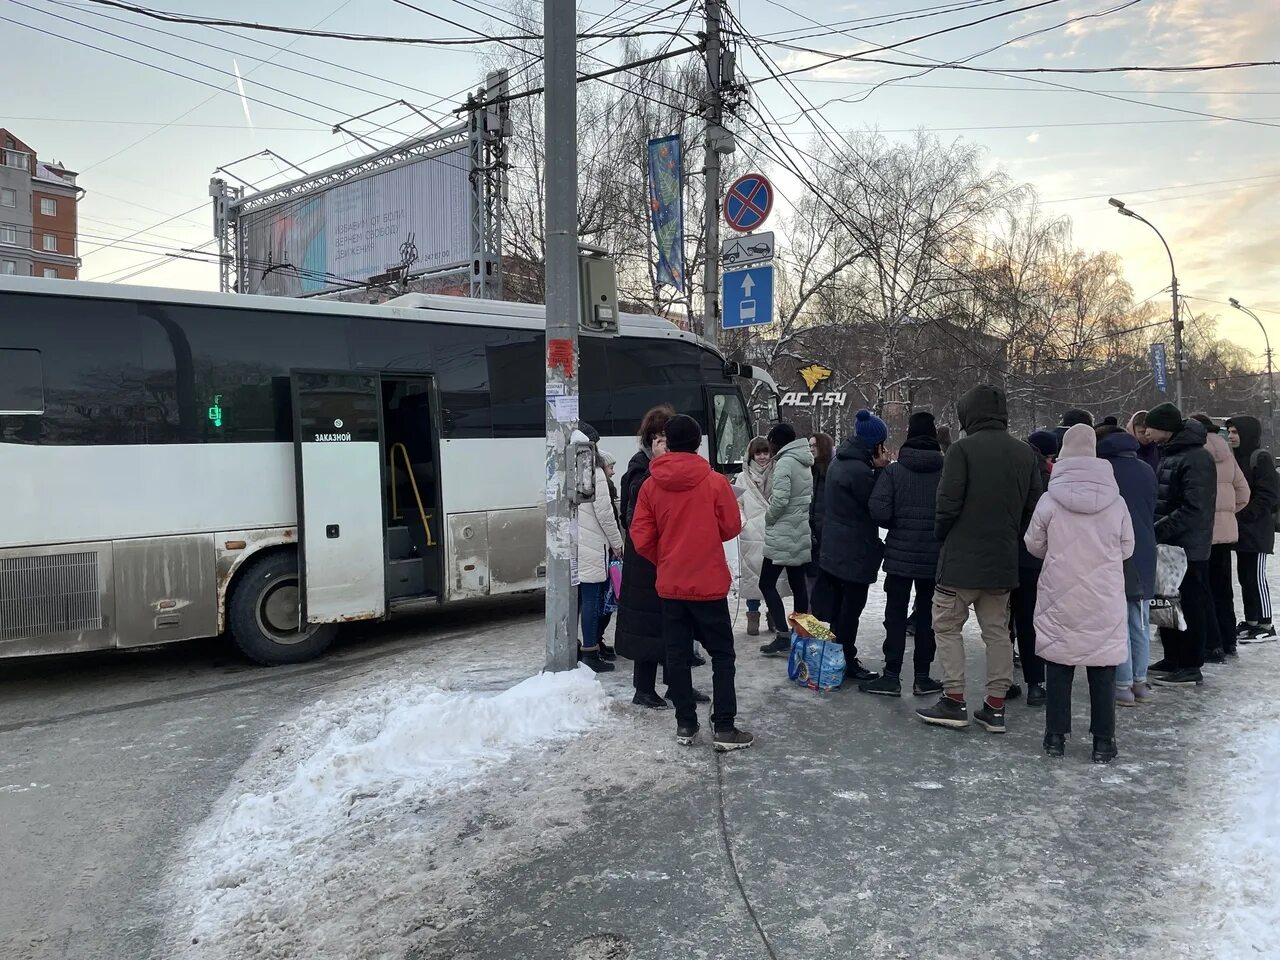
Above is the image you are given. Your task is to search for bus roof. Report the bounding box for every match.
[0,275,711,350]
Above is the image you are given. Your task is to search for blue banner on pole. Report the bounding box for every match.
[647,135,685,292]
[1152,342,1169,393]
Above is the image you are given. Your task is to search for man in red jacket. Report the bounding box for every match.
[630,414,753,751]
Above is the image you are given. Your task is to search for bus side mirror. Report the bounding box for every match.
[570,441,596,504]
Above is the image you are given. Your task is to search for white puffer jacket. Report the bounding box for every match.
[577,467,624,584]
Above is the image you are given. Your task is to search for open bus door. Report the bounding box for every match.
[291,371,387,624]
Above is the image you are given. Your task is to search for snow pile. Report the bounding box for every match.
[1203,724,1280,959]
[174,665,608,951]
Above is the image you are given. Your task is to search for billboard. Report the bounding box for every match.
[237,144,471,297]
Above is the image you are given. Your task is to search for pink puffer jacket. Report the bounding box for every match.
[1204,431,1250,544]
[1024,456,1135,667]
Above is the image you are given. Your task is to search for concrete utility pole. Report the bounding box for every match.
[703,0,724,349]
[544,0,580,673]
[1231,297,1276,450]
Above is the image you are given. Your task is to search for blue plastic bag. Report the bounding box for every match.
[787,632,846,691]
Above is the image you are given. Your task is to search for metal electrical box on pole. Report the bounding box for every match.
[544,0,581,673]
[578,246,620,335]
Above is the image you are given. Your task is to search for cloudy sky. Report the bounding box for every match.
[5,0,1277,354]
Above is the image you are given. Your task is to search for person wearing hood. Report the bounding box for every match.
[629,414,752,751]
[807,410,889,683]
[915,385,1043,735]
[1051,408,1093,449]
[1144,402,1217,687]
[1097,424,1159,707]
[733,437,785,637]
[863,411,944,697]
[576,442,625,672]
[1025,424,1134,763]
[1191,414,1250,661]
[1226,414,1279,642]
[1126,410,1161,472]
[757,423,815,657]
[1008,429,1060,708]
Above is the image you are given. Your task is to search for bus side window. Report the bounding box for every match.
[0,347,44,414]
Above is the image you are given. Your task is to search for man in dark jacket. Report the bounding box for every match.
[813,409,888,684]
[916,385,1043,734]
[1144,402,1217,686]
[1050,408,1093,448]
[1227,414,1279,641]
[630,414,751,751]
[864,411,944,697]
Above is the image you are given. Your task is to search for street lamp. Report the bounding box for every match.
[1230,296,1275,449]
[1110,197,1184,408]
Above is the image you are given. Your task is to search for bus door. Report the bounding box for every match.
[705,384,753,474]
[291,371,386,624]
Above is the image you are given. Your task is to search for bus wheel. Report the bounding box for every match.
[227,550,337,665]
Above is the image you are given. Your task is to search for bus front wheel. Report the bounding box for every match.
[227,549,337,665]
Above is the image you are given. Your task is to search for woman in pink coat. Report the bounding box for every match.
[1025,423,1135,764]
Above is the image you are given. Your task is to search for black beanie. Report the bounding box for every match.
[907,411,937,440]
[664,414,701,453]
[1191,413,1220,434]
[1061,408,1093,428]
[767,423,796,451]
[1145,402,1183,434]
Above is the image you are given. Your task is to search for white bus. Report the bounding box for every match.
[0,277,774,664]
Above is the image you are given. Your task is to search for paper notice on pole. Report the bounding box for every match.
[549,395,579,422]
[545,382,566,397]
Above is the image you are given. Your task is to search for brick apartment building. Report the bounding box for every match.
[0,128,82,280]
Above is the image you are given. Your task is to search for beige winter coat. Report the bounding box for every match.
[577,467,624,584]
[1205,432,1250,544]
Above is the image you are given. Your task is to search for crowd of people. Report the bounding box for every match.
[572,386,1279,762]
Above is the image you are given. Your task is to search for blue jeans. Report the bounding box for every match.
[579,581,608,651]
[1116,600,1151,686]
[747,599,760,613]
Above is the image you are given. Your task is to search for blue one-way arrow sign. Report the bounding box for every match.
[723,264,774,329]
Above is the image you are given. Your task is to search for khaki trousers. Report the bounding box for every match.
[932,585,1014,700]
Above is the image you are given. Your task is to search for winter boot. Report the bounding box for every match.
[1092,737,1119,764]
[1043,733,1066,758]
[1026,682,1047,707]
[1115,685,1137,707]
[847,658,879,684]
[916,696,970,729]
[675,723,699,746]
[632,690,669,709]
[760,632,791,657]
[1005,683,1023,701]
[1205,647,1226,664]
[974,698,1007,733]
[691,651,708,667]
[1151,667,1203,687]
[746,611,761,636]
[859,673,902,697]
[597,640,616,661]
[913,675,944,696]
[765,611,776,632]
[713,727,755,752]
[579,649,616,673]
[1148,658,1178,676]
[1132,681,1156,703]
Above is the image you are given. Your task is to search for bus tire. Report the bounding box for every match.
[227,549,337,665]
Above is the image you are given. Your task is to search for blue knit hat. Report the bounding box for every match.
[1027,430,1059,459]
[854,408,888,447]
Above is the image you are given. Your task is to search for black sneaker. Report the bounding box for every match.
[1044,733,1066,757]
[1236,620,1253,639]
[632,690,669,709]
[1005,683,1023,701]
[579,649,616,673]
[713,727,754,752]
[974,700,1007,733]
[847,659,879,684]
[1151,668,1203,687]
[1026,682,1047,707]
[1092,737,1119,764]
[1205,648,1226,664]
[1148,658,1178,676]
[916,697,969,729]
[859,673,902,697]
[1241,623,1278,643]
[913,675,944,696]
[597,641,617,661]
[675,723,699,746]
[760,634,790,657]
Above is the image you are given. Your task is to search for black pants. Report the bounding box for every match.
[1237,551,1273,624]
[1012,567,1046,685]
[760,558,809,636]
[882,574,935,678]
[812,570,870,660]
[1159,558,1215,669]
[1209,543,1238,652]
[662,598,737,729]
[1045,662,1117,739]
[633,659,667,696]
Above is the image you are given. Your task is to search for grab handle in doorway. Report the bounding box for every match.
[388,442,436,547]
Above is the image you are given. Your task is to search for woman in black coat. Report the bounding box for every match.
[614,405,708,708]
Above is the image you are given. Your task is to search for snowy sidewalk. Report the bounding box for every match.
[160,594,1280,960]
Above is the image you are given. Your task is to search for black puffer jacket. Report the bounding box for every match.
[934,385,1043,590]
[1228,414,1278,554]
[615,449,663,663]
[868,438,944,579]
[818,436,884,585]
[1018,453,1054,571]
[1154,419,1216,563]
[809,468,828,572]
